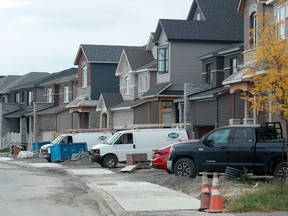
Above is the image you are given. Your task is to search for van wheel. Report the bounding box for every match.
[174,158,196,178]
[103,155,118,168]
[273,162,287,181]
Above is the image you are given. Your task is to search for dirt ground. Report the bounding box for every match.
[8,152,260,206]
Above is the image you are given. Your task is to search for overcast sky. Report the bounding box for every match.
[0,0,192,76]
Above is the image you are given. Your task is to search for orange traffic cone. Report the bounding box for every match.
[208,172,224,213]
[198,172,211,211]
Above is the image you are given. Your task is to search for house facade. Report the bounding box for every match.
[69,44,142,130]
[141,0,244,134]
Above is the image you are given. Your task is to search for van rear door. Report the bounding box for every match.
[113,133,135,162]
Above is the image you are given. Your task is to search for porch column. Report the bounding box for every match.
[147,102,151,126]
[253,94,257,124]
[159,101,163,126]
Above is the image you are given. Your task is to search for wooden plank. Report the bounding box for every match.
[119,165,138,173]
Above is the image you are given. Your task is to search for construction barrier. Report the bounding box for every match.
[198,172,211,211]
[208,172,224,213]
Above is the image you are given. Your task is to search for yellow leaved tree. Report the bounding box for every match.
[245,10,288,138]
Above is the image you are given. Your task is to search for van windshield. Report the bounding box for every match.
[104,133,122,145]
[51,135,64,144]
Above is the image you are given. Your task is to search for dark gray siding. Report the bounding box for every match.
[91,63,119,100]
[134,102,159,124]
[169,42,233,85]
[218,93,244,127]
[193,99,217,126]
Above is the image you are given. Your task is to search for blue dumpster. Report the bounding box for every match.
[50,142,88,162]
[32,141,50,152]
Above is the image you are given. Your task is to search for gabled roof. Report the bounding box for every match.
[0,75,21,93]
[74,44,144,65]
[124,49,155,71]
[154,0,243,43]
[39,68,78,86]
[3,108,33,119]
[66,94,98,108]
[8,68,78,91]
[100,93,123,109]
[1,72,50,93]
[141,82,172,99]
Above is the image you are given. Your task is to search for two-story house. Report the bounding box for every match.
[33,67,78,141]
[222,0,273,125]
[183,43,244,138]
[140,0,244,130]
[0,72,50,149]
[69,44,143,129]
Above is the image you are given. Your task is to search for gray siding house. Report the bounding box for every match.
[141,0,244,131]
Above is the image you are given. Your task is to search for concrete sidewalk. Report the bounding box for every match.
[72,168,200,212]
[0,157,200,212]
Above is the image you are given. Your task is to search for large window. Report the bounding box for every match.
[157,47,169,73]
[124,76,130,95]
[82,66,87,87]
[205,64,212,84]
[230,58,238,74]
[250,12,258,47]
[47,88,52,103]
[64,86,69,103]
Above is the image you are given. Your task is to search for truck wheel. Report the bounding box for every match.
[174,158,196,178]
[273,162,287,181]
[103,155,118,168]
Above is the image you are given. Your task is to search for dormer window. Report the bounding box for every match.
[15,93,20,103]
[124,76,130,95]
[28,91,33,106]
[205,63,212,84]
[82,66,87,87]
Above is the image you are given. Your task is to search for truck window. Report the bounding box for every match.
[115,133,133,144]
[61,136,73,144]
[233,128,253,143]
[206,129,230,144]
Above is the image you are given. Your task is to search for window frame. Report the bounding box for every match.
[82,66,87,87]
[47,88,52,103]
[205,63,212,84]
[157,46,169,73]
[124,76,130,95]
[230,58,238,74]
[64,86,69,103]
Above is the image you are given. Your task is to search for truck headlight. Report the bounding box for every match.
[91,149,100,157]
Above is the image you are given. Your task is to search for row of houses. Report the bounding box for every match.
[0,0,283,149]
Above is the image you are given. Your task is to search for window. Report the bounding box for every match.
[205,64,212,84]
[138,75,143,93]
[28,91,33,106]
[124,76,130,95]
[115,133,133,144]
[82,66,87,87]
[276,4,286,39]
[64,86,69,103]
[206,129,231,144]
[157,47,169,73]
[15,93,20,103]
[47,88,52,103]
[144,75,149,92]
[233,128,253,143]
[230,58,238,74]
[250,12,258,47]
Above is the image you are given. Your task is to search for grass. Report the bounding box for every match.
[228,182,288,212]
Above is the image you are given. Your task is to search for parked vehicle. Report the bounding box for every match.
[167,122,287,180]
[40,131,112,162]
[91,128,190,168]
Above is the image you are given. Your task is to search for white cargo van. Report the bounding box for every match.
[90,128,190,168]
[40,131,112,162]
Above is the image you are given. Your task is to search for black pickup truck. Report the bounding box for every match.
[167,122,287,180]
